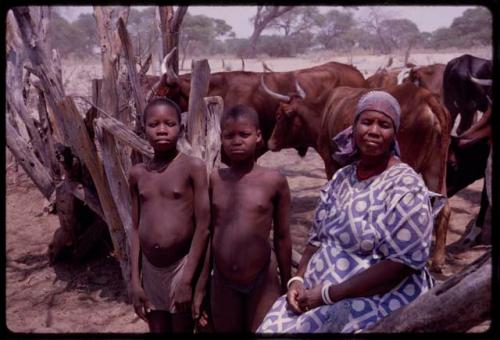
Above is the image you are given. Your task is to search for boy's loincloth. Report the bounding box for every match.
[141,253,187,313]
[212,260,269,295]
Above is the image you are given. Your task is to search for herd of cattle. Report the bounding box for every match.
[141,51,493,272]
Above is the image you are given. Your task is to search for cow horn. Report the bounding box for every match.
[260,75,290,102]
[470,75,492,86]
[161,47,179,84]
[397,67,411,85]
[262,61,273,72]
[166,65,179,85]
[295,79,306,99]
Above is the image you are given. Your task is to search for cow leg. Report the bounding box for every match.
[456,111,476,136]
[457,181,490,246]
[429,201,451,273]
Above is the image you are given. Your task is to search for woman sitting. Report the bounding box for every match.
[257,90,444,333]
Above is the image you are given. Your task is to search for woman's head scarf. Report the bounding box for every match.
[332,90,402,166]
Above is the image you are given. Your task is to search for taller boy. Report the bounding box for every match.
[128,98,210,332]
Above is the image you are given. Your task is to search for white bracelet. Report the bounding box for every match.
[287,276,304,289]
[321,283,334,305]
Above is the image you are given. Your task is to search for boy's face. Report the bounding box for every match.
[221,116,262,162]
[144,105,181,152]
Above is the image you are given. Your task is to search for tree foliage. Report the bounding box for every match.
[48,10,89,57]
[428,7,491,49]
[379,19,420,50]
[127,7,158,58]
[180,13,234,56]
[45,5,492,60]
[268,6,322,36]
[449,7,492,46]
[316,9,356,49]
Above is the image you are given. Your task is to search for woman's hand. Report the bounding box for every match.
[286,281,306,314]
[297,284,323,312]
[129,283,152,321]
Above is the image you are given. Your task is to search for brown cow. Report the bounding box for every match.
[264,81,451,271]
[144,52,365,158]
[407,63,446,98]
[365,64,415,89]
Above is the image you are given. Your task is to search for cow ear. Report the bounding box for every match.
[282,104,295,118]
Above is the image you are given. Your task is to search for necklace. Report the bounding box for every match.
[147,151,182,172]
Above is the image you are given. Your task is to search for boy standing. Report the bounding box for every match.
[198,104,292,332]
[128,98,210,332]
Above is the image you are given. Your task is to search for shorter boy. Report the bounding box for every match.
[197,104,292,332]
[128,98,210,333]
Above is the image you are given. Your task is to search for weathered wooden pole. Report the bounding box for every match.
[6,120,54,199]
[117,17,146,134]
[159,6,188,74]
[187,59,211,159]
[363,250,492,332]
[56,97,130,281]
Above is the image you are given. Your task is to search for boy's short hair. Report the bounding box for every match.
[221,104,260,130]
[143,97,182,125]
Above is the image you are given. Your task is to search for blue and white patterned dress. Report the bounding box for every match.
[257,162,439,333]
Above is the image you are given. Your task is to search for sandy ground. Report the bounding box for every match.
[5,49,492,333]
[5,147,491,333]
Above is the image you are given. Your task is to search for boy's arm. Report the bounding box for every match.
[128,166,151,320]
[176,159,211,309]
[192,236,211,321]
[273,172,292,293]
[128,168,142,289]
[192,172,216,320]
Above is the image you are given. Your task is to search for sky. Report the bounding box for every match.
[57,5,479,37]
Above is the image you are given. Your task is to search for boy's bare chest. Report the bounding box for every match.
[212,178,275,211]
[138,170,191,200]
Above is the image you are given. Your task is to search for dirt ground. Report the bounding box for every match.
[5,147,491,333]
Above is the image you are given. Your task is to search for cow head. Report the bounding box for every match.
[261,75,311,156]
[145,48,191,112]
[408,64,446,96]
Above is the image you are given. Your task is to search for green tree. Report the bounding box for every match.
[449,7,492,46]
[48,10,85,57]
[315,9,356,50]
[72,13,98,55]
[379,19,420,52]
[429,27,454,49]
[127,7,159,59]
[268,6,321,36]
[179,13,234,66]
[247,6,294,57]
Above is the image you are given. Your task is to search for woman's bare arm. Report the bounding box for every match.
[329,259,416,301]
[273,173,292,293]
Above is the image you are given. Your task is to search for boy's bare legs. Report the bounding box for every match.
[246,254,281,332]
[211,274,245,331]
[147,311,193,333]
[147,311,171,333]
[171,312,194,332]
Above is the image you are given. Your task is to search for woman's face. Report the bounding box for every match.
[354,110,395,158]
